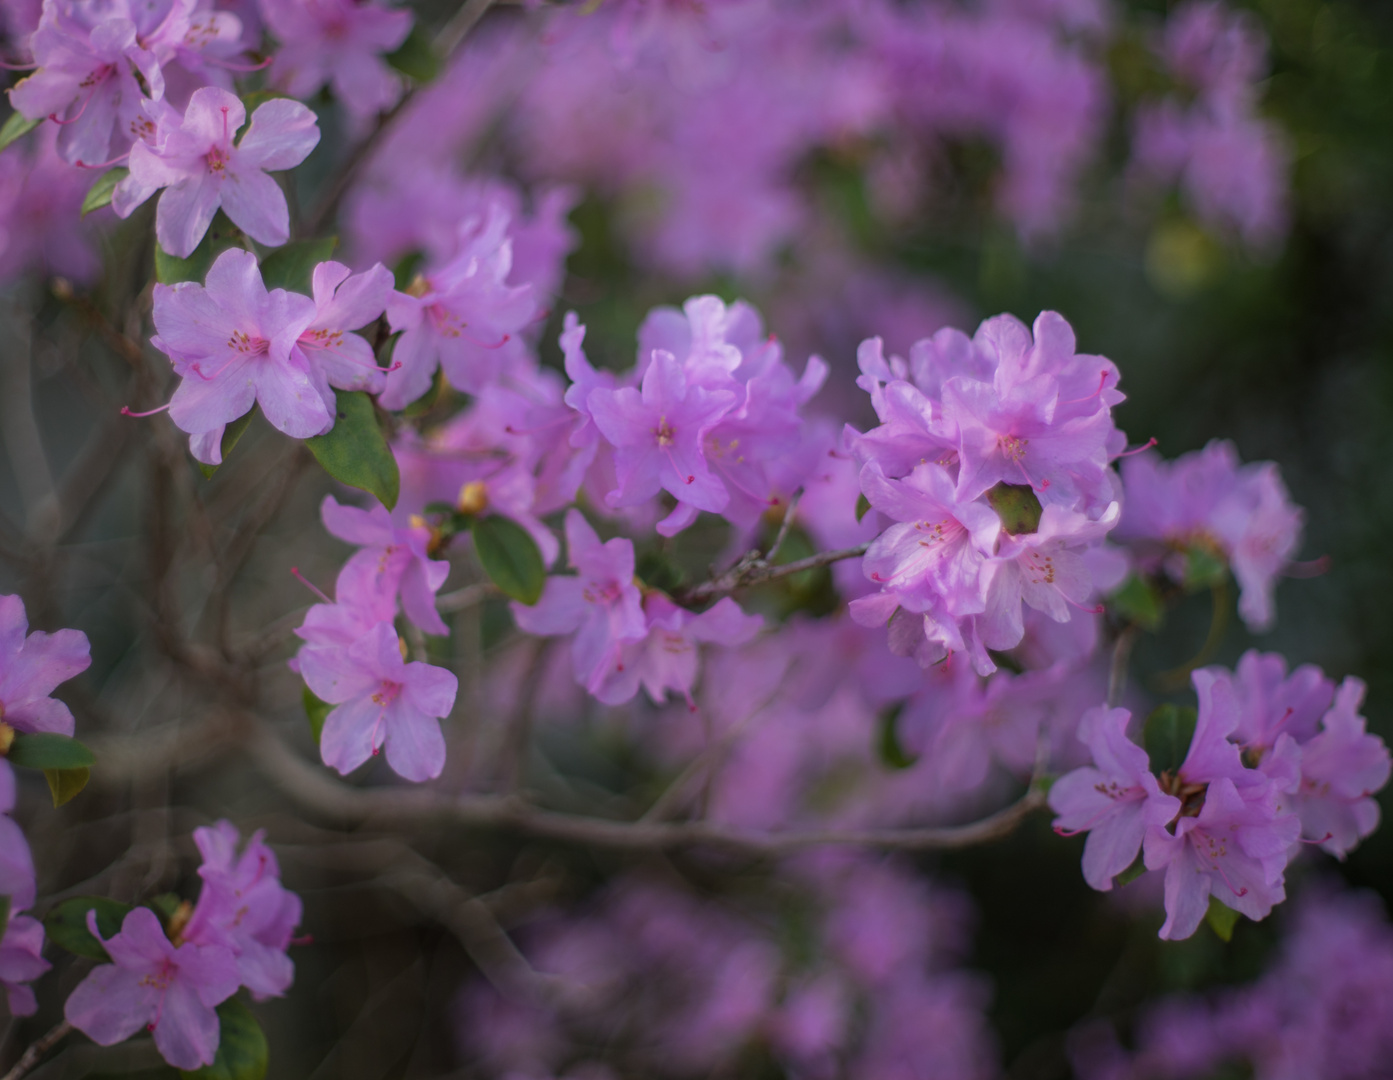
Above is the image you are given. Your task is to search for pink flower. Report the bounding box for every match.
[587,349,737,531]
[298,622,458,781]
[321,495,451,635]
[0,761,36,914]
[1294,677,1390,858]
[149,248,329,451]
[0,592,91,736]
[1049,707,1181,891]
[8,4,164,167]
[297,260,395,395]
[113,86,320,257]
[64,906,240,1071]
[382,206,536,408]
[0,915,50,1017]
[182,821,303,1000]
[261,0,412,121]
[510,510,646,698]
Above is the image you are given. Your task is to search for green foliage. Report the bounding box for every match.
[198,408,257,479]
[1205,896,1242,943]
[305,390,400,509]
[303,686,332,744]
[8,731,96,770]
[155,211,248,285]
[1144,704,1198,777]
[1182,544,1230,591]
[855,492,871,523]
[259,236,338,295]
[1114,854,1147,887]
[45,896,134,961]
[81,168,129,216]
[876,703,920,769]
[385,24,440,84]
[984,482,1044,535]
[1111,574,1164,631]
[180,998,269,1080]
[472,515,546,605]
[0,112,40,153]
[43,767,90,806]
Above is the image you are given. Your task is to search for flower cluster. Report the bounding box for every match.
[1130,0,1291,248]
[1071,886,1393,1079]
[848,311,1127,675]
[0,594,91,1014]
[293,496,459,782]
[65,821,301,1070]
[457,858,998,1080]
[1113,439,1305,631]
[1049,652,1389,940]
[147,247,392,459]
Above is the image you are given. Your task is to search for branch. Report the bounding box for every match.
[249,722,1044,855]
[677,541,869,604]
[1,1020,72,1080]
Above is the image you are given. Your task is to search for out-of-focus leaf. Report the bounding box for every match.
[472,515,545,605]
[43,767,89,806]
[855,492,871,523]
[303,686,332,744]
[1111,575,1164,631]
[1143,703,1197,776]
[8,732,96,770]
[385,24,439,84]
[45,896,133,961]
[259,236,337,295]
[179,998,268,1080]
[0,112,40,153]
[876,703,919,769]
[198,408,257,479]
[155,211,246,285]
[81,167,128,216]
[1205,896,1241,942]
[305,390,400,509]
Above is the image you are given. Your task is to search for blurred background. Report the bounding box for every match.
[2,0,1393,1076]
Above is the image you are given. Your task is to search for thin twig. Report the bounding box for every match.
[437,582,499,613]
[677,541,870,604]
[764,489,802,563]
[1,1020,72,1080]
[1107,624,1138,709]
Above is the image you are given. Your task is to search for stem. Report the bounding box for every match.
[1107,624,1137,708]
[677,541,869,604]
[1,1020,72,1080]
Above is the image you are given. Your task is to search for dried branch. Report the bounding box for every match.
[677,541,869,604]
[249,722,1044,855]
[1,1020,72,1080]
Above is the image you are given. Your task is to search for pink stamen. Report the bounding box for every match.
[1298,832,1334,845]
[1066,598,1106,615]
[49,92,95,125]
[1114,437,1159,460]
[1060,371,1109,406]
[1211,860,1249,899]
[75,151,131,169]
[462,330,511,350]
[120,402,172,418]
[290,933,314,947]
[290,567,333,604]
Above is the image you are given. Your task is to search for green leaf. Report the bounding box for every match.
[1110,574,1164,631]
[81,167,129,216]
[303,686,332,745]
[0,895,10,943]
[1143,703,1198,776]
[148,892,184,923]
[855,492,871,523]
[876,703,919,769]
[45,896,134,961]
[1183,543,1229,591]
[155,211,247,285]
[1205,895,1241,942]
[179,998,268,1080]
[43,766,90,806]
[305,390,400,509]
[1114,854,1147,887]
[8,732,96,771]
[391,251,425,292]
[473,515,545,605]
[384,23,439,84]
[0,112,40,153]
[197,407,257,479]
[984,482,1043,535]
[259,236,337,295]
